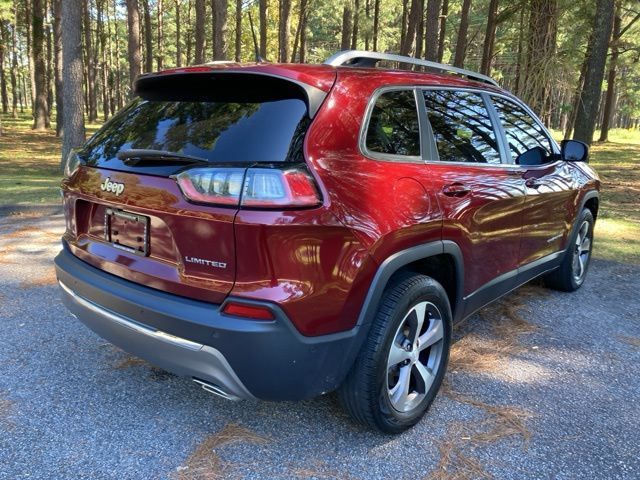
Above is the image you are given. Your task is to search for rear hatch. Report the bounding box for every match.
[62,68,333,303]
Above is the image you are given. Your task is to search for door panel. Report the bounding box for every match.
[428,164,526,295]
[489,94,576,266]
[421,89,526,298]
[518,162,578,263]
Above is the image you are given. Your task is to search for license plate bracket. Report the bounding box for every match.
[104,208,150,256]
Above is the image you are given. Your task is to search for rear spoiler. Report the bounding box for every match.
[134,71,328,118]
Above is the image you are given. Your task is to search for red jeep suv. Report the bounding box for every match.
[55,51,600,433]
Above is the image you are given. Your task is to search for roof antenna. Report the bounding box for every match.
[248,11,264,63]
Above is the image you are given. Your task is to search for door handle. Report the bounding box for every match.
[442,183,471,197]
[525,178,542,189]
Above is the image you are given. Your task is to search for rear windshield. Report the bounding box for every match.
[81,97,309,174]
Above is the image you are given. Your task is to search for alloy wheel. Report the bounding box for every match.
[572,220,592,283]
[386,301,445,413]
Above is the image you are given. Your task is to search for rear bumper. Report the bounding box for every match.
[54,245,363,401]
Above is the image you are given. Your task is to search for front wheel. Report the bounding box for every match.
[544,208,594,292]
[338,274,452,434]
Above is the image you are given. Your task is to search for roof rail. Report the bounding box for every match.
[323,50,499,87]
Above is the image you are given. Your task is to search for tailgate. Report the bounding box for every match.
[62,167,236,304]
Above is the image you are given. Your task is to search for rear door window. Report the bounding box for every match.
[422,90,502,164]
[364,90,421,159]
[490,95,553,162]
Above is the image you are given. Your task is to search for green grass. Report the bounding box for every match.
[1,111,639,263]
[0,111,101,205]
[588,133,640,264]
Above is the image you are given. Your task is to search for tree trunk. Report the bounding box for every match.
[416,2,424,58]
[53,0,63,134]
[351,0,359,50]
[32,0,49,129]
[157,0,164,69]
[480,0,498,76]
[373,0,380,51]
[259,0,267,59]
[401,0,422,56]
[514,4,525,95]
[299,0,307,62]
[400,0,408,53]
[112,0,123,109]
[565,56,587,139]
[522,0,557,117]
[185,0,192,63]
[278,0,291,62]
[97,0,109,120]
[212,0,227,60]
[437,0,448,62]
[0,23,9,114]
[27,0,37,110]
[573,0,615,144]
[341,4,352,52]
[84,0,97,122]
[235,0,242,61]
[61,0,86,168]
[291,0,308,62]
[424,0,441,61]
[142,0,153,71]
[453,0,471,67]
[364,0,370,50]
[194,0,205,63]
[46,1,54,122]
[598,1,622,142]
[10,11,19,118]
[175,0,182,67]
[126,0,142,93]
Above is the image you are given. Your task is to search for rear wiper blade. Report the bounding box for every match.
[116,149,209,165]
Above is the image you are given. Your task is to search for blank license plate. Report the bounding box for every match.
[104,208,149,256]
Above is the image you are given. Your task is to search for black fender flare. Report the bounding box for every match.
[563,190,599,253]
[356,240,465,327]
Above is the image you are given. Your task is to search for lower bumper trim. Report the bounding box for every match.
[58,279,253,400]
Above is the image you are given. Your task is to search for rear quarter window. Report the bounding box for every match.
[364,90,421,159]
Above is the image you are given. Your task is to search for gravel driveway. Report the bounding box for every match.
[1,213,639,479]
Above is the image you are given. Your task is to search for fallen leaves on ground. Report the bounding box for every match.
[617,335,640,348]
[19,268,58,288]
[428,286,542,479]
[175,423,269,480]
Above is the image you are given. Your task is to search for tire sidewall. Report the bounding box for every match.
[373,279,452,432]
[569,209,595,289]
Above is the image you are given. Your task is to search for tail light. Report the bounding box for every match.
[175,166,321,208]
[175,167,245,205]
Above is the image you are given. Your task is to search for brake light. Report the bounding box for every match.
[222,302,275,320]
[241,168,320,207]
[175,166,321,208]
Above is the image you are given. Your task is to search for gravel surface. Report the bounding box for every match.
[1,213,639,479]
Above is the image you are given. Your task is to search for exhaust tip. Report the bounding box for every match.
[193,378,241,401]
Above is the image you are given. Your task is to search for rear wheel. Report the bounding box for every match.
[338,274,451,434]
[545,208,594,292]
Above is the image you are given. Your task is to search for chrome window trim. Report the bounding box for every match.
[359,84,561,170]
[359,86,425,164]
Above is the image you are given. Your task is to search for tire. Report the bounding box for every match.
[544,208,595,292]
[338,273,452,434]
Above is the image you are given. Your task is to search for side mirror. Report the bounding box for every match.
[561,139,589,163]
[516,146,547,166]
